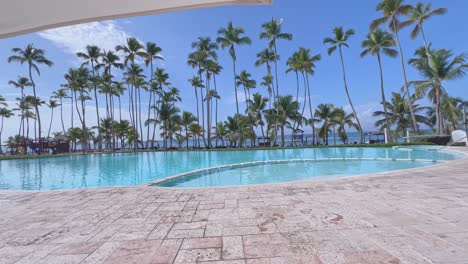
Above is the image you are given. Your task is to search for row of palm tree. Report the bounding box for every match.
[1,0,467,154]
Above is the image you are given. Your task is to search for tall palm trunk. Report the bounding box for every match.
[104,91,110,148]
[338,47,363,143]
[130,82,137,150]
[151,93,158,148]
[300,71,307,127]
[213,74,219,147]
[292,70,300,130]
[146,90,153,148]
[21,88,25,139]
[118,96,122,122]
[231,59,242,147]
[137,87,144,148]
[435,81,442,134]
[200,86,207,148]
[59,98,65,134]
[206,93,211,149]
[305,73,316,145]
[377,53,392,143]
[194,86,200,126]
[146,61,154,149]
[79,91,87,152]
[70,92,74,151]
[392,18,418,133]
[110,90,116,150]
[243,84,249,112]
[272,45,281,146]
[28,64,42,153]
[47,107,54,138]
[418,24,442,133]
[109,68,116,151]
[90,61,101,151]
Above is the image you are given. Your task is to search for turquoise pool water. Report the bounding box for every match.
[0,147,464,190]
[156,159,437,188]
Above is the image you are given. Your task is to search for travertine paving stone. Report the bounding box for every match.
[0,147,467,264]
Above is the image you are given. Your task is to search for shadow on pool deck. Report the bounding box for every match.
[0,147,467,264]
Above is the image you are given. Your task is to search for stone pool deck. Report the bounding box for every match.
[1,147,468,264]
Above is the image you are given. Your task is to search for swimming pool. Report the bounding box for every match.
[0,146,464,190]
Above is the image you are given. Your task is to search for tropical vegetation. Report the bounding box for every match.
[1,1,467,155]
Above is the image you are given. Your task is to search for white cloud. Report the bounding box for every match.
[344,101,381,131]
[37,21,134,54]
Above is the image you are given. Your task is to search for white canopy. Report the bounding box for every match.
[0,0,271,39]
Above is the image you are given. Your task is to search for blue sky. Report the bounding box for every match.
[0,0,467,139]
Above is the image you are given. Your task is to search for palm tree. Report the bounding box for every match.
[8,76,32,138]
[248,93,268,137]
[315,104,337,145]
[0,108,14,154]
[286,51,301,103]
[181,111,197,148]
[215,122,228,147]
[51,89,68,134]
[47,99,60,138]
[124,64,145,148]
[206,60,223,145]
[409,46,467,134]
[67,127,83,152]
[323,27,363,143]
[24,95,44,141]
[235,70,256,111]
[188,76,205,125]
[114,119,132,149]
[260,18,293,99]
[117,38,145,147]
[371,0,418,132]
[135,77,148,148]
[116,38,145,66]
[373,92,431,138]
[217,22,252,119]
[433,96,465,133]
[0,96,6,107]
[77,45,103,150]
[271,95,301,146]
[260,75,274,108]
[361,28,398,142]
[8,44,53,149]
[407,2,447,55]
[100,51,125,119]
[296,47,321,144]
[189,123,203,149]
[204,89,220,148]
[143,42,163,148]
[158,101,180,148]
[260,18,293,146]
[332,108,359,144]
[188,37,218,147]
[255,49,278,101]
[152,68,171,145]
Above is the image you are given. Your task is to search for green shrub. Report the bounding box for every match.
[408,135,451,146]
